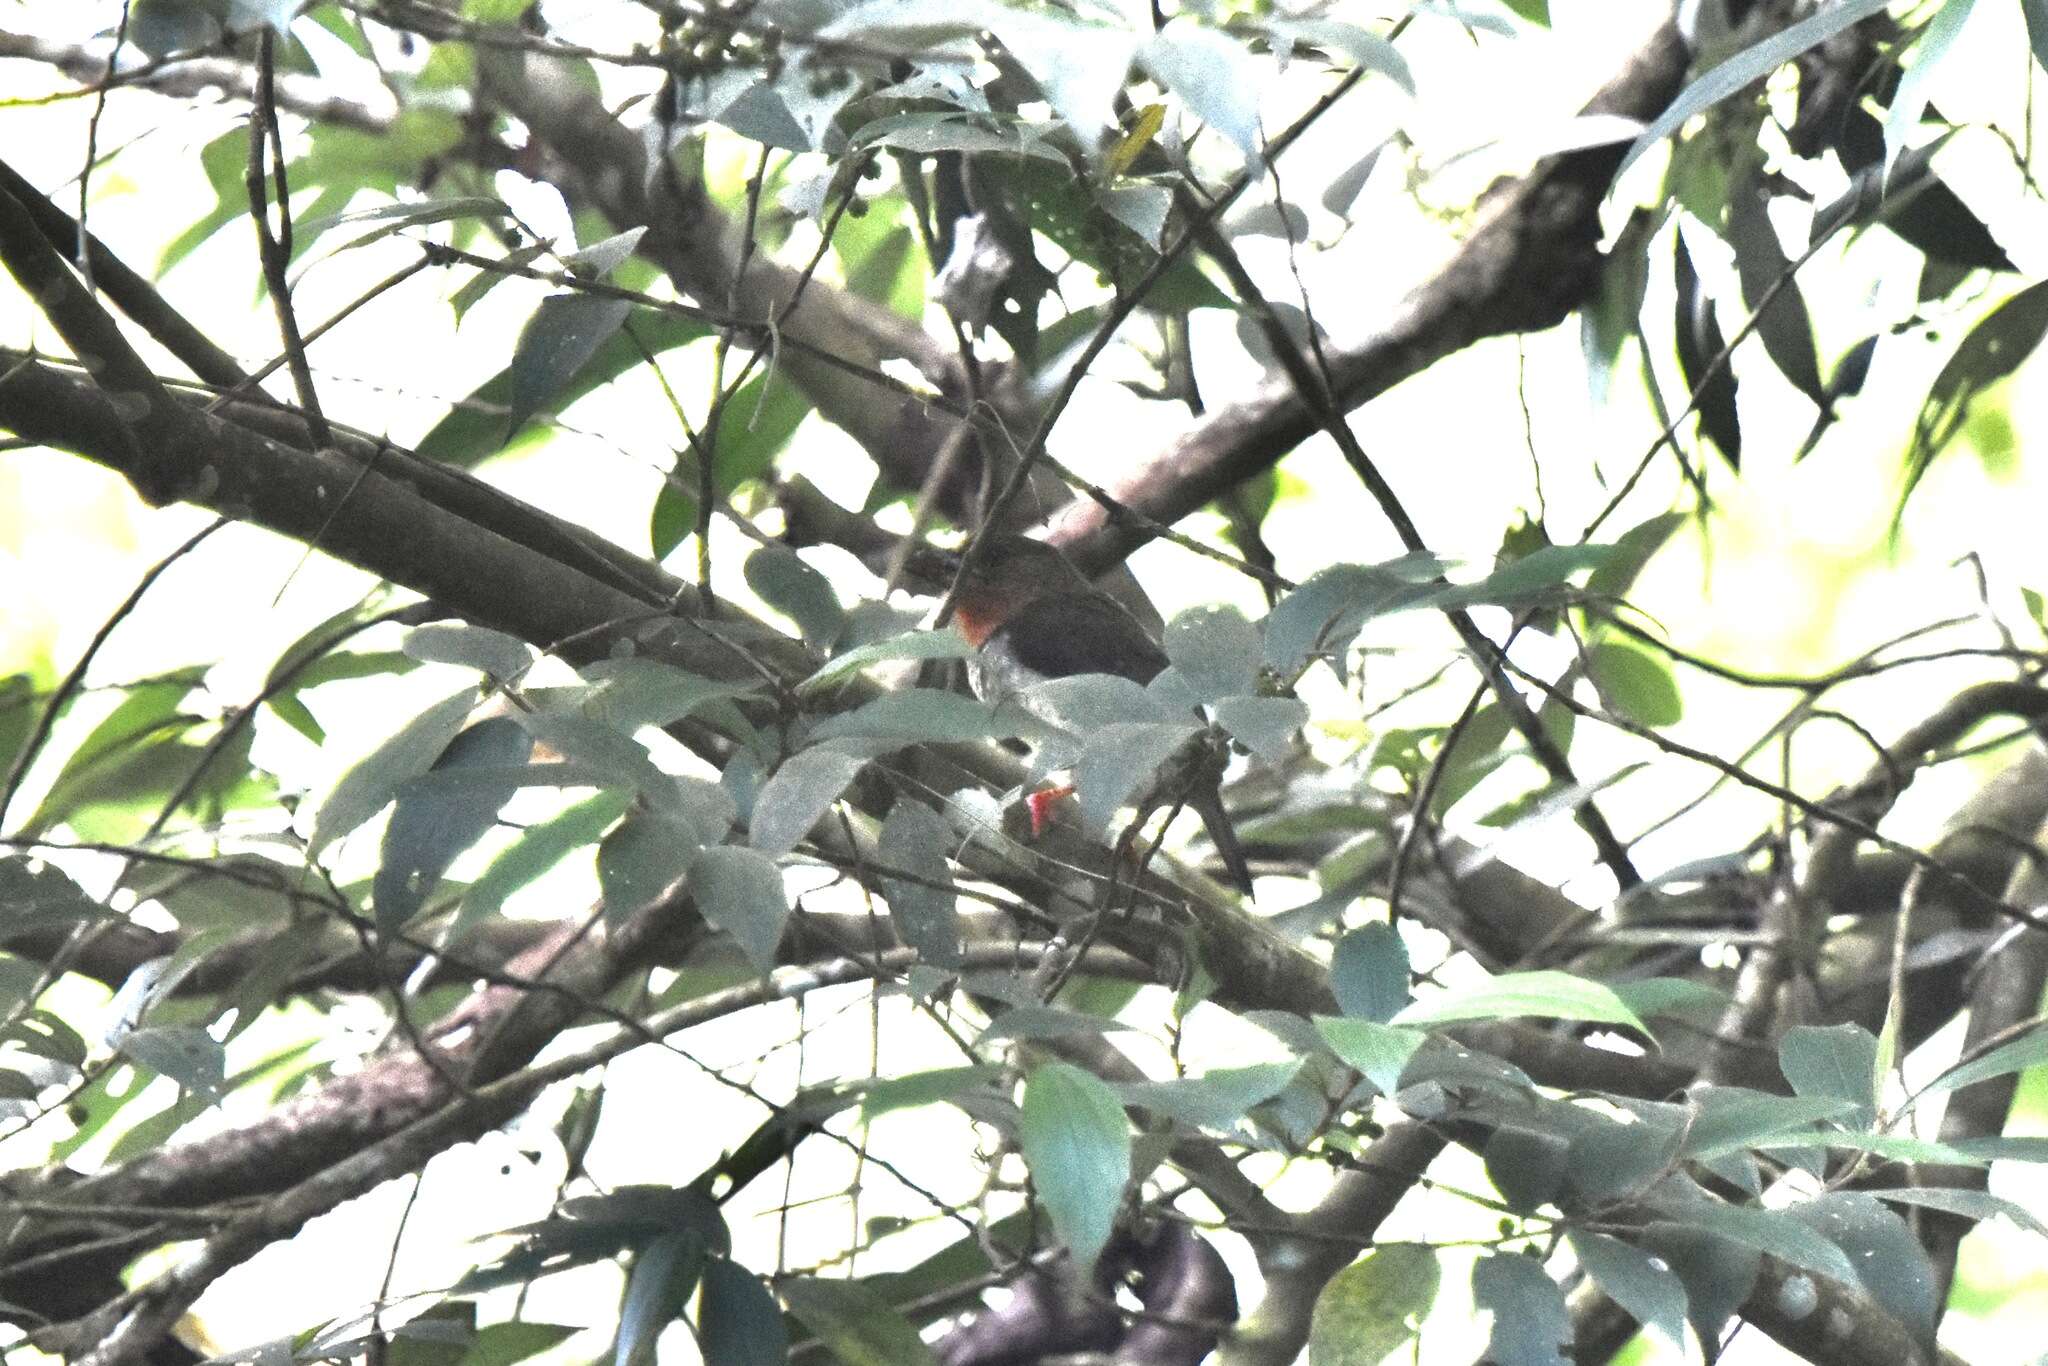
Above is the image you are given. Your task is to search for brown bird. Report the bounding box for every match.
[942,536,1254,895]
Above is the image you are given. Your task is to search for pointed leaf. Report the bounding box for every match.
[309,689,478,854]
[1568,1232,1688,1349]
[1307,1244,1439,1366]
[689,845,791,973]
[1472,1253,1570,1366]
[781,1278,937,1366]
[749,746,870,856]
[697,1259,789,1366]
[1615,0,1894,180]
[1315,1017,1426,1094]
[878,798,961,967]
[1020,1062,1130,1271]
[1390,970,1647,1034]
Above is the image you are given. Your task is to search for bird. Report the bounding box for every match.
[936,535,1254,895]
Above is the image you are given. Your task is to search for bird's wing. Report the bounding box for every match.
[984,592,1169,685]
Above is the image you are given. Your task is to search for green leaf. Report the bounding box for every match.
[403,624,533,680]
[1883,0,1979,176]
[1786,1193,1937,1344]
[877,799,961,967]
[1314,1017,1426,1094]
[1682,1088,1854,1160]
[1019,1062,1130,1271]
[1471,1253,1569,1366]
[854,1066,1004,1119]
[1263,556,1449,676]
[1899,280,2048,523]
[615,1231,704,1366]
[1307,1244,1440,1366]
[1164,605,1261,702]
[1568,1232,1687,1348]
[456,1321,578,1366]
[309,688,479,854]
[374,717,534,931]
[1142,22,1264,166]
[1389,970,1648,1034]
[780,1277,938,1365]
[810,690,1005,746]
[598,807,704,928]
[652,371,809,557]
[1779,1023,1880,1127]
[1614,0,1893,180]
[696,1259,788,1366]
[1585,643,1682,726]
[1436,544,1618,610]
[1073,721,1198,836]
[417,311,712,468]
[797,631,975,696]
[743,546,844,650]
[1116,1062,1302,1131]
[462,789,632,927]
[1652,1202,1856,1284]
[1213,695,1308,765]
[119,1025,225,1099]
[1331,922,1409,1023]
[976,1005,1136,1044]
[579,659,759,731]
[1921,1024,2048,1098]
[748,746,870,857]
[1868,1186,2048,1238]
[688,845,790,974]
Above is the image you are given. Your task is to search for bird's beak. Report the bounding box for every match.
[900,541,964,586]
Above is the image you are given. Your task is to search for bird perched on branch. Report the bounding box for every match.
[937,535,1254,895]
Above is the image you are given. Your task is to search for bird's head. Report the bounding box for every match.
[944,536,1088,647]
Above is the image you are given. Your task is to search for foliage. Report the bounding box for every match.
[0,0,2046,1364]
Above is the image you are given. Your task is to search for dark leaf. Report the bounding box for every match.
[697,1259,789,1366]
[1471,1253,1569,1366]
[1785,1192,1936,1347]
[418,312,712,467]
[1639,1222,1760,1345]
[1485,1126,1571,1213]
[374,716,534,931]
[749,746,870,857]
[1779,1023,1880,1127]
[1726,169,1824,402]
[1567,1231,1688,1349]
[1674,233,1741,470]
[615,1231,705,1366]
[688,845,791,974]
[309,689,479,854]
[782,1277,937,1364]
[1899,280,2048,523]
[1616,0,1893,180]
[1331,922,1410,1023]
[878,799,961,967]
